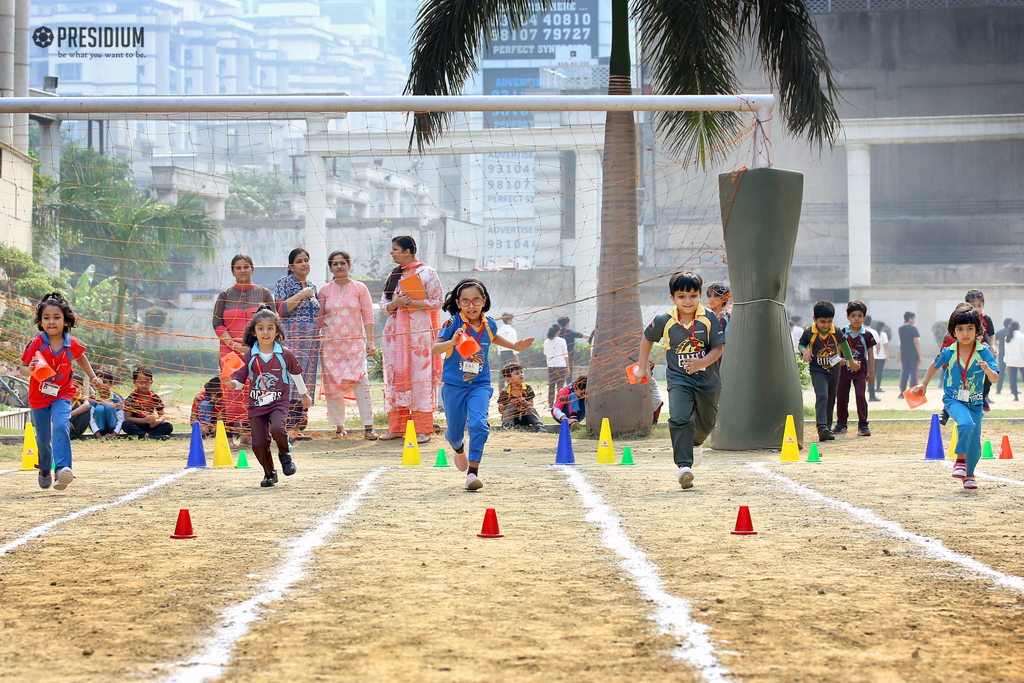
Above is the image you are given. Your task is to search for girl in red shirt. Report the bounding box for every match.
[19,292,101,491]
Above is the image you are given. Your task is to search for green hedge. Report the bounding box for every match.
[137,346,222,375]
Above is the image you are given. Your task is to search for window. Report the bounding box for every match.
[56,63,81,81]
[219,58,227,74]
[184,49,193,65]
[185,76,193,91]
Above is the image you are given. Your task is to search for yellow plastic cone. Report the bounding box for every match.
[20,421,39,470]
[780,415,800,462]
[596,417,615,464]
[947,424,959,460]
[401,420,421,466]
[212,420,234,468]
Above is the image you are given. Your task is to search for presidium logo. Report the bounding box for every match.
[33,25,144,49]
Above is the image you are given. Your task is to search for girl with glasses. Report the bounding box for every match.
[432,278,533,491]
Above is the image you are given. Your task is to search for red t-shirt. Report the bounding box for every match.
[21,333,86,408]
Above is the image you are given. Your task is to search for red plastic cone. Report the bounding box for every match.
[477,508,504,538]
[170,508,197,539]
[1000,435,1013,459]
[731,505,757,535]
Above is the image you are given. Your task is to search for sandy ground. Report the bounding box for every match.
[0,423,1023,682]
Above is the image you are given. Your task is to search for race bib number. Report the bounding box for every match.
[253,391,277,407]
[460,361,481,374]
[957,388,970,402]
[40,382,59,396]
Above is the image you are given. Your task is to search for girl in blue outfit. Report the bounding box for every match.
[913,303,999,490]
[431,279,533,491]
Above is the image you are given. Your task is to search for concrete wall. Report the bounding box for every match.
[0,141,33,251]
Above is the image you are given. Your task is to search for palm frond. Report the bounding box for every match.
[736,0,841,149]
[404,0,554,151]
[634,0,743,166]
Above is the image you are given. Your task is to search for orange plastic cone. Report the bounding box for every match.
[477,508,504,538]
[170,508,197,539]
[999,435,1014,459]
[731,505,757,535]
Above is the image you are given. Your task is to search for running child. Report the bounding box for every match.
[552,375,587,431]
[636,271,725,490]
[800,301,858,442]
[227,305,311,488]
[18,291,101,490]
[835,300,876,436]
[89,368,125,439]
[431,278,533,491]
[912,303,998,489]
[497,363,544,432]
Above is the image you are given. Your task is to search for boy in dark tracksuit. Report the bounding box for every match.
[800,301,858,442]
[637,271,725,490]
[836,300,876,436]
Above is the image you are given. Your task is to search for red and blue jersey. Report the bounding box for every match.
[21,333,86,408]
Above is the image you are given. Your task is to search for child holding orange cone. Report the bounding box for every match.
[431,278,532,491]
[18,292,101,491]
[912,303,998,490]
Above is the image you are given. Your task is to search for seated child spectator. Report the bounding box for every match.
[122,366,174,439]
[552,375,587,431]
[68,375,92,441]
[497,363,544,432]
[89,368,124,440]
[190,377,223,437]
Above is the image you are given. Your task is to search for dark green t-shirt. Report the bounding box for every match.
[644,304,726,390]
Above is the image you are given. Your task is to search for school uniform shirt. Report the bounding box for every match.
[89,393,125,433]
[898,324,920,363]
[544,337,568,367]
[841,326,876,377]
[21,333,86,409]
[498,383,537,418]
[799,325,852,376]
[437,314,499,386]
[935,341,997,407]
[125,389,167,419]
[644,303,726,390]
[230,343,303,412]
[190,391,224,424]
[873,330,889,360]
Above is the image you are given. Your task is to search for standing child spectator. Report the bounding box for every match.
[995,317,1013,395]
[18,291,101,490]
[431,278,532,491]
[1001,322,1024,400]
[557,316,584,372]
[551,375,587,430]
[835,301,876,436]
[68,375,92,441]
[190,377,223,437]
[912,303,998,489]
[497,362,544,432]
[800,301,858,442]
[122,367,174,439]
[496,313,519,392]
[790,316,804,350]
[636,271,725,490]
[965,290,995,411]
[869,319,889,401]
[896,312,921,394]
[543,324,569,407]
[227,305,312,488]
[89,369,125,440]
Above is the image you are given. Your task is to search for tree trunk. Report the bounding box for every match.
[711,167,805,450]
[586,0,651,438]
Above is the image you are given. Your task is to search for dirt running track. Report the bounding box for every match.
[0,424,1023,682]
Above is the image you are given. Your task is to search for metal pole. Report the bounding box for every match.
[752,105,772,168]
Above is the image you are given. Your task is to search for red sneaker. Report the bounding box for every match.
[952,461,967,480]
[963,475,977,490]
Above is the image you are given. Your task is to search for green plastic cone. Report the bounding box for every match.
[236,449,251,469]
[806,444,821,462]
[433,448,449,467]
[982,440,994,459]
[620,446,635,465]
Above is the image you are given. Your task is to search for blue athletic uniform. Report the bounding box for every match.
[437,314,498,462]
[935,341,997,475]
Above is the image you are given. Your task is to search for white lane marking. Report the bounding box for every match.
[0,469,194,556]
[935,459,1024,487]
[0,469,16,476]
[749,462,1024,595]
[561,466,730,683]
[164,467,386,683]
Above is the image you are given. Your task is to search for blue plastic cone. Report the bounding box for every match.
[555,418,576,465]
[185,422,208,468]
[924,413,945,460]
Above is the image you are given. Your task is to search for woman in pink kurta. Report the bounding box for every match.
[379,235,443,442]
[317,250,379,440]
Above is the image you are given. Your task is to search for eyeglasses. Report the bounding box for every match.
[458,298,485,307]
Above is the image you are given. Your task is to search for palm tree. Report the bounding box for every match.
[47,146,221,344]
[405,0,840,437]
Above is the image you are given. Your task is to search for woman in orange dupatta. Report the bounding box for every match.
[379,235,443,443]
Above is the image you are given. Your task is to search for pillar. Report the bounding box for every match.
[38,118,62,274]
[304,116,330,282]
[0,0,14,147]
[13,0,28,152]
[846,143,872,287]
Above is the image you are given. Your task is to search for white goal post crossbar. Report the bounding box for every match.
[0,94,775,167]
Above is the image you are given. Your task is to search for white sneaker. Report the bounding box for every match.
[692,446,703,467]
[453,446,468,472]
[677,466,694,489]
[53,467,74,491]
[465,473,483,491]
[951,462,967,480]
